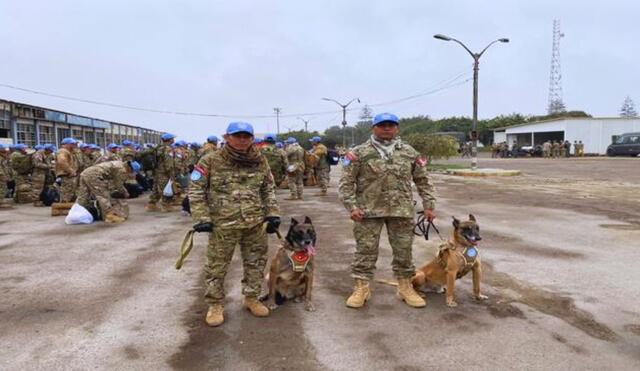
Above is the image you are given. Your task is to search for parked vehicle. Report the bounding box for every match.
[606,132,640,156]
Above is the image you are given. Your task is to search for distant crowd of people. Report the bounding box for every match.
[488,140,585,158]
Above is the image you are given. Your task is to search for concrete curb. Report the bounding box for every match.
[445,169,522,177]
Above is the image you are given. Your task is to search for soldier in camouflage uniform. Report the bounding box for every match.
[189,121,280,327]
[259,133,286,187]
[200,135,219,157]
[31,144,55,206]
[95,143,122,164]
[284,137,305,200]
[120,140,138,162]
[188,142,201,170]
[339,112,437,309]
[146,133,177,212]
[9,144,33,203]
[0,144,11,208]
[55,138,80,203]
[310,136,330,195]
[76,160,141,223]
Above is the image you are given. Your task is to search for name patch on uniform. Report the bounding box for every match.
[343,152,356,166]
[416,156,427,167]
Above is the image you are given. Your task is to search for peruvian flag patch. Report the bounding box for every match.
[416,156,427,167]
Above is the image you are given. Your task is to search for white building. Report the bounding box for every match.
[492,117,640,154]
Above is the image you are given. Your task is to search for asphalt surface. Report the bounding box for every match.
[1,155,640,370]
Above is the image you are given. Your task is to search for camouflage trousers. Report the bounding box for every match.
[30,170,48,202]
[204,223,268,305]
[59,175,77,202]
[351,217,415,280]
[287,172,304,197]
[13,174,33,203]
[0,175,8,205]
[148,172,173,206]
[316,166,330,192]
[76,173,122,217]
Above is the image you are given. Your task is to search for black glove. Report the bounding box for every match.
[193,221,213,233]
[110,190,126,199]
[264,216,281,234]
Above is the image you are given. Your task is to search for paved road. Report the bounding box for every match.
[1,157,639,370]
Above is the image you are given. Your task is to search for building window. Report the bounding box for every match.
[57,127,71,145]
[95,131,105,147]
[85,130,95,144]
[39,125,55,144]
[72,128,84,142]
[0,110,10,129]
[16,122,36,147]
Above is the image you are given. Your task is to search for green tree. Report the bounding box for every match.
[404,133,459,164]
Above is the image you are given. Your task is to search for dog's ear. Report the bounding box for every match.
[452,217,460,229]
[469,214,476,222]
[290,217,299,226]
[304,216,312,225]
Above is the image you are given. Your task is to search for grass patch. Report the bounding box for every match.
[427,163,471,171]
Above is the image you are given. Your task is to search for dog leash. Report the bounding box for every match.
[414,212,445,241]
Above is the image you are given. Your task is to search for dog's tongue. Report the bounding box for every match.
[306,245,317,255]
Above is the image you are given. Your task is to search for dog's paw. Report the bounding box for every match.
[475,294,489,301]
[266,301,279,310]
[304,301,316,312]
[446,299,458,308]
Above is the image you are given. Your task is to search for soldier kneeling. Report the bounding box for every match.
[76,160,141,223]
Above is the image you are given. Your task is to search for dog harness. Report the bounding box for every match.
[437,243,479,279]
[286,250,311,272]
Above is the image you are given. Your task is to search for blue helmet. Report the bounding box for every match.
[264,133,277,142]
[373,112,400,126]
[226,122,254,135]
[107,143,120,150]
[175,140,187,147]
[122,139,133,146]
[285,137,297,144]
[14,143,27,150]
[90,144,101,150]
[44,144,57,151]
[309,136,322,143]
[79,143,90,149]
[129,161,142,173]
[0,143,5,150]
[35,144,45,151]
[275,142,283,148]
[145,143,155,148]
[61,137,77,145]
[190,142,201,148]
[161,133,176,141]
[254,138,263,144]
[207,135,219,143]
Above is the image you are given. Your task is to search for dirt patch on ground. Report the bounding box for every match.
[623,324,640,336]
[483,231,586,260]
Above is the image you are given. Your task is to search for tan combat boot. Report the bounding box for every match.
[314,190,327,196]
[160,204,174,212]
[104,212,126,223]
[145,202,159,212]
[243,297,269,317]
[396,278,426,308]
[346,279,371,308]
[205,304,224,327]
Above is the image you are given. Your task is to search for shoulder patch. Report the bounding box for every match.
[343,152,356,166]
[190,165,207,182]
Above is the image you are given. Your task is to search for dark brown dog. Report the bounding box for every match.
[263,216,316,312]
[412,214,487,307]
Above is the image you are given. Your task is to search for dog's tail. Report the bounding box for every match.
[375,278,399,286]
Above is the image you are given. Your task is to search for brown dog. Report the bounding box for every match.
[263,217,316,312]
[412,214,488,307]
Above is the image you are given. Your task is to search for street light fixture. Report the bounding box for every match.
[297,117,311,132]
[321,97,360,149]
[433,34,509,170]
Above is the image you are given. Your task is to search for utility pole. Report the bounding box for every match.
[321,97,360,149]
[547,19,566,114]
[297,117,311,132]
[434,34,509,170]
[273,107,282,135]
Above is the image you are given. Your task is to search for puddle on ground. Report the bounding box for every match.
[599,224,640,231]
[483,268,618,342]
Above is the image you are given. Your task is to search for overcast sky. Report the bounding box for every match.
[1,0,638,141]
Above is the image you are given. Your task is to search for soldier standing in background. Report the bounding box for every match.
[259,134,286,187]
[201,135,219,157]
[95,143,122,163]
[284,137,305,200]
[542,140,551,158]
[55,138,79,203]
[189,121,280,327]
[578,141,585,156]
[120,140,138,162]
[31,144,55,206]
[0,144,11,208]
[339,112,437,309]
[9,143,32,203]
[146,133,177,212]
[310,136,330,196]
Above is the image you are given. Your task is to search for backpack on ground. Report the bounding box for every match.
[327,149,340,165]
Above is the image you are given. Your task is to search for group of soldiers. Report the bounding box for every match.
[187,113,436,327]
[541,140,584,158]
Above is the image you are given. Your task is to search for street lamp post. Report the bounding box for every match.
[434,34,509,170]
[297,117,311,132]
[321,97,360,149]
[273,107,282,135]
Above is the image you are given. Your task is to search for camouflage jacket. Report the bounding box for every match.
[95,151,122,164]
[285,143,305,172]
[0,154,9,178]
[120,146,137,162]
[32,150,53,173]
[10,151,33,176]
[154,143,176,177]
[339,138,436,218]
[188,150,280,230]
[259,144,286,177]
[200,143,218,158]
[80,161,127,194]
[55,148,78,177]
[312,143,329,169]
